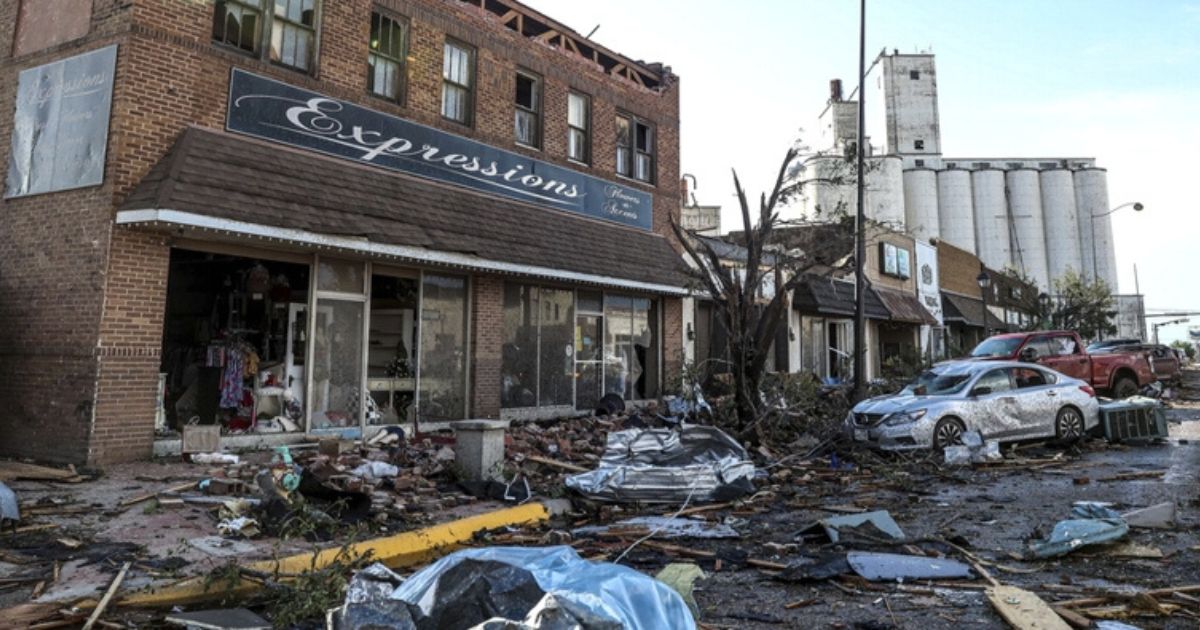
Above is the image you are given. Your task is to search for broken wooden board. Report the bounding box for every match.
[986,585,1072,630]
[0,461,80,483]
[1105,542,1164,559]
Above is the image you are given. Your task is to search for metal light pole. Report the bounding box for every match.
[852,0,867,401]
[1090,201,1143,284]
[976,266,992,338]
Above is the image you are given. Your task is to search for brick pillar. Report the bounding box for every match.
[90,229,170,465]
[470,274,503,419]
[662,296,683,394]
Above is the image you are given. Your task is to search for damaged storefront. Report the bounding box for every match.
[110,71,685,455]
[793,276,890,382]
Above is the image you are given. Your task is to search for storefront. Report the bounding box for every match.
[793,276,890,382]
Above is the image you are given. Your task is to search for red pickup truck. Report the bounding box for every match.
[967,331,1155,397]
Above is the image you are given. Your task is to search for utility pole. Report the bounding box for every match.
[852,0,867,401]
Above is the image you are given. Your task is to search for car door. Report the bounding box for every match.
[1040,334,1089,380]
[966,368,1022,441]
[1010,367,1060,439]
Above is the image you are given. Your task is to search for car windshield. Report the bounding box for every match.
[970,337,1023,358]
[903,370,972,396]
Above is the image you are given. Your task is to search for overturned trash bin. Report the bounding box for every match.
[332,546,695,630]
[564,424,755,503]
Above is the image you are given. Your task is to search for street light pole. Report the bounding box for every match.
[1090,201,1143,285]
[852,0,867,401]
[977,265,992,339]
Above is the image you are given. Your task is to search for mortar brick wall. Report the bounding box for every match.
[0,0,681,465]
[470,274,503,419]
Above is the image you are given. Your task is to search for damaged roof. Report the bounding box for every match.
[793,275,890,319]
[118,127,688,291]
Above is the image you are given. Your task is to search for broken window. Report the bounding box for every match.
[567,91,590,163]
[368,10,408,102]
[514,71,541,148]
[213,0,263,54]
[501,284,574,409]
[441,39,474,124]
[616,114,655,183]
[417,273,469,422]
[270,0,318,72]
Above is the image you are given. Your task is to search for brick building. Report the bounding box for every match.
[0,0,685,465]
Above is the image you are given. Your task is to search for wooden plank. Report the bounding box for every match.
[82,562,129,630]
[119,481,198,508]
[986,585,1072,630]
[562,36,580,55]
[0,461,77,482]
[1051,606,1092,629]
[535,29,558,43]
[524,455,587,473]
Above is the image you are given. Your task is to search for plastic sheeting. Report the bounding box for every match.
[564,424,755,503]
[1029,503,1129,558]
[0,481,18,522]
[334,546,695,630]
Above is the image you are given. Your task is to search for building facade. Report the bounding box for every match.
[0,0,686,465]
[805,51,1123,294]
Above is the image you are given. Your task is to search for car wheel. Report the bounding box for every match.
[1055,407,1085,443]
[1112,376,1138,399]
[933,418,966,449]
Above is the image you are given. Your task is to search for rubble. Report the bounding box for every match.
[1029,503,1129,558]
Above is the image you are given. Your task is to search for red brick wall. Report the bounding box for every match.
[470,274,503,419]
[0,0,681,464]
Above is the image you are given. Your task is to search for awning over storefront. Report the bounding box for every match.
[115,127,689,295]
[941,291,1006,330]
[875,287,939,326]
[792,276,889,320]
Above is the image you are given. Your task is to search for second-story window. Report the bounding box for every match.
[442,39,474,125]
[212,0,319,73]
[270,0,317,72]
[567,92,590,163]
[616,114,654,183]
[514,71,541,148]
[213,0,263,54]
[368,11,408,102]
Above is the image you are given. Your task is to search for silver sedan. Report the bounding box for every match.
[846,360,1100,451]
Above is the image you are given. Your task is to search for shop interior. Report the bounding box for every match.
[159,249,310,435]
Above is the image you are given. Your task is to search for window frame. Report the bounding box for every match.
[513,69,543,149]
[441,37,476,126]
[211,0,321,75]
[367,8,410,105]
[567,90,591,165]
[616,112,656,184]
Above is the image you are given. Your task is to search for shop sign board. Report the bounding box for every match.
[915,241,942,324]
[5,45,117,198]
[226,69,653,230]
[879,242,911,280]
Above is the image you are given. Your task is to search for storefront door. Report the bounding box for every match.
[575,312,603,411]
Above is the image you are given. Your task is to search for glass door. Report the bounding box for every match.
[308,257,367,430]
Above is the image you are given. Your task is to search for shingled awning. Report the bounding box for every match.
[792,276,889,320]
[876,287,938,325]
[941,291,1006,330]
[116,127,688,294]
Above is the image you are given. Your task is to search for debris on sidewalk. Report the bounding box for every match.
[164,607,271,629]
[986,585,1072,630]
[0,480,18,524]
[574,516,740,540]
[564,424,755,503]
[1121,501,1176,529]
[332,546,695,630]
[944,430,1003,465]
[846,551,974,581]
[655,563,706,620]
[1029,503,1129,558]
[797,510,905,544]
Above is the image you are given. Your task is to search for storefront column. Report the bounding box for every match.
[470,275,503,418]
[91,230,171,464]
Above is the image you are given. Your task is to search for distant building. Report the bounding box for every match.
[804,51,1122,295]
[679,176,721,236]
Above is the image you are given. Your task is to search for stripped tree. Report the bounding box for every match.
[671,145,856,442]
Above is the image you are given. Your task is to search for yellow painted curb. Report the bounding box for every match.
[113,502,550,608]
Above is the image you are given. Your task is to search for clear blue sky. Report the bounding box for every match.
[527,0,1200,343]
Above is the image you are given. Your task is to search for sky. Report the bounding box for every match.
[525,0,1200,344]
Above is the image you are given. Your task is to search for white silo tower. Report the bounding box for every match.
[972,168,1011,270]
[867,156,905,227]
[1005,169,1050,289]
[903,168,939,244]
[801,155,853,219]
[1074,168,1117,290]
[937,168,974,252]
[1039,168,1082,287]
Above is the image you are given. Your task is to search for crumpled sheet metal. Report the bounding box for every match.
[564,424,755,503]
[335,546,694,630]
[798,510,905,544]
[1030,503,1129,558]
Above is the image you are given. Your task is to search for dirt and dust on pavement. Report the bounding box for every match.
[1,368,1199,629]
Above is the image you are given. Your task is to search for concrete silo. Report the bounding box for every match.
[1005,169,1050,289]
[1073,168,1117,289]
[801,155,853,219]
[866,155,905,227]
[903,168,940,244]
[971,168,1011,270]
[937,168,975,252]
[1039,168,1082,287]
